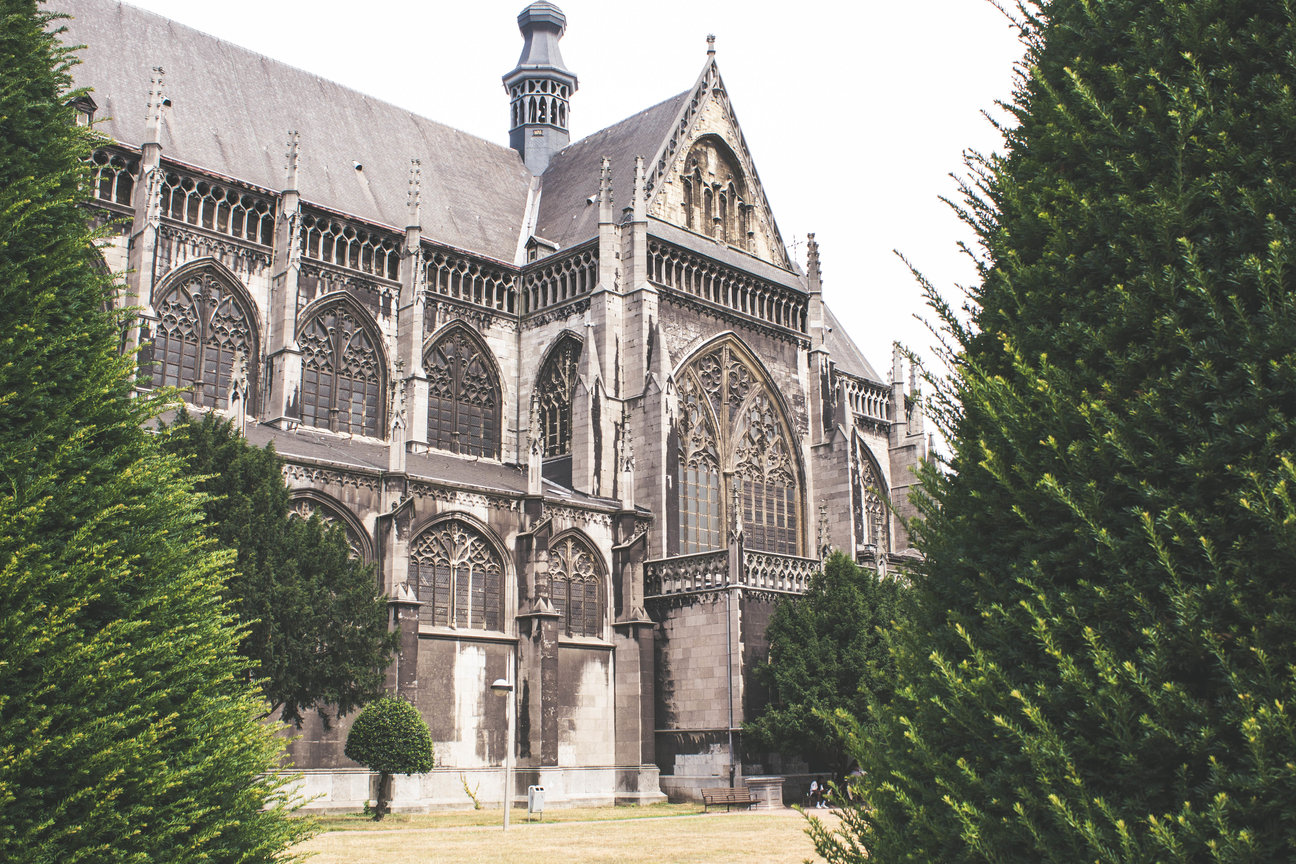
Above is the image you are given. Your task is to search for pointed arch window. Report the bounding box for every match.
[426,328,501,458]
[681,137,747,246]
[549,535,603,637]
[289,494,372,562]
[734,394,798,555]
[674,341,801,556]
[409,518,504,631]
[851,435,889,555]
[149,268,257,409]
[536,336,581,457]
[297,300,384,436]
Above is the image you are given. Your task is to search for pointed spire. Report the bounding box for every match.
[806,233,821,294]
[892,342,904,385]
[632,155,647,223]
[407,158,422,230]
[144,66,166,145]
[598,156,614,224]
[284,130,300,191]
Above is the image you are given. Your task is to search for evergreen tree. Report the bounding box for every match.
[744,552,900,775]
[163,411,396,728]
[816,1,1296,861]
[0,2,309,860]
[344,696,434,820]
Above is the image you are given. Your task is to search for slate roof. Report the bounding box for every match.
[824,305,882,384]
[56,0,535,263]
[58,0,885,388]
[533,91,690,248]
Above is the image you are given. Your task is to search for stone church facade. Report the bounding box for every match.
[63,0,928,808]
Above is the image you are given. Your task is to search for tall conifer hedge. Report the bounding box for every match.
[0,3,308,860]
[818,2,1296,860]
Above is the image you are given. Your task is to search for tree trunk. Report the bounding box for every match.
[373,771,393,821]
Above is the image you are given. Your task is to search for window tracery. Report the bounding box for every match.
[408,518,504,631]
[674,341,801,556]
[149,268,256,409]
[425,328,501,458]
[297,300,383,436]
[851,436,889,554]
[681,137,748,248]
[536,336,581,457]
[289,497,368,561]
[549,535,602,637]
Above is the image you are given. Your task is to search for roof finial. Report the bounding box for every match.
[598,156,614,223]
[284,130,300,191]
[407,158,422,229]
[806,232,821,292]
[632,155,646,222]
[706,34,716,56]
[145,66,166,144]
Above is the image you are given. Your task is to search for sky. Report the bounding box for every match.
[108,0,1026,379]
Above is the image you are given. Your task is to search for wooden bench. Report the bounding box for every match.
[701,786,757,812]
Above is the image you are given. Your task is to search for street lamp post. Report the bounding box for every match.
[490,676,514,831]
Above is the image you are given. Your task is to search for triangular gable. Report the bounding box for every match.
[644,57,792,270]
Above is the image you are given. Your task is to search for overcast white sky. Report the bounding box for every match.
[107,0,1025,377]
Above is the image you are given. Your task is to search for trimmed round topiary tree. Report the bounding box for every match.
[344,696,433,820]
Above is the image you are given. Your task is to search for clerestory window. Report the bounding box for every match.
[674,341,801,556]
[297,300,384,437]
[425,327,501,458]
[535,336,581,457]
[149,268,256,410]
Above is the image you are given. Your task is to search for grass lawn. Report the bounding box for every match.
[296,805,833,864]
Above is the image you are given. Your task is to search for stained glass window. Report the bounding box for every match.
[298,300,383,436]
[549,535,602,637]
[536,336,580,457]
[408,518,503,630]
[675,341,801,555]
[150,269,256,409]
[426,328,501,458]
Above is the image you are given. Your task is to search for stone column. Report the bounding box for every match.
[124,67,166,360]
[266,131,303,425]
[396,160,429,450]
[387,583,422,699]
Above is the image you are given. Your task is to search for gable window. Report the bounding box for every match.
[149,268,256,409]
[426,328,501,458]
[408,518,504,631]
[297,300,383,436]
[535,336,581,457]
[681,136,748,249]
[549,535,603,637]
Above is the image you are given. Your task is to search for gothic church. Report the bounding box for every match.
[61,0,928,808]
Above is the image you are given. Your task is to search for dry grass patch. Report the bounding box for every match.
[298,807,829,864]
[311,802,700,831]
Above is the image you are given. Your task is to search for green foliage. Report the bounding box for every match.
[818,1,1296,862]
[0,2,308,860]
[344,696,434,777]
[345,696,433,820]
[744,552,900,774]
[163,410,396,728]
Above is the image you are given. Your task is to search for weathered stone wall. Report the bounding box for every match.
[416,636,513,769]
[557,644,615,766]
